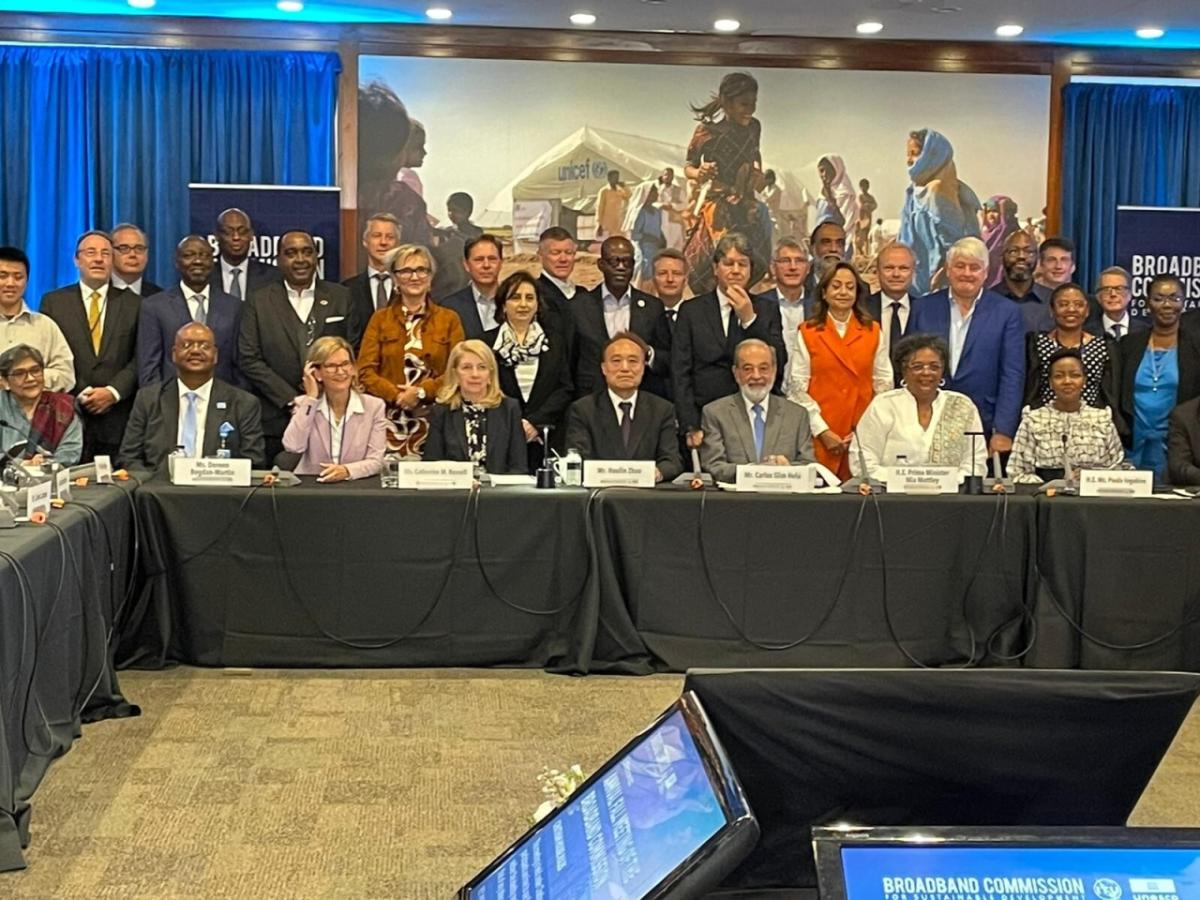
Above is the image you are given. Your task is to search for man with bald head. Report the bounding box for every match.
[209,208,276,300]
[995,229,1052,333]
[138,235,242,386]
[120,322,264,472]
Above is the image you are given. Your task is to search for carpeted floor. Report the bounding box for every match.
[8,668,1200,899]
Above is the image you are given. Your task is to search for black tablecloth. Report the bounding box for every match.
[130,479,597,670]
[1032,495,1200,670]
[591,490,1037,672]
[0,482,138,871]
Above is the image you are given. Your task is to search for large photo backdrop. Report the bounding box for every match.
[357,56,1049,296]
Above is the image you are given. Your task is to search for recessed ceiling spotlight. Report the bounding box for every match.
[1136,27,1165,39]
[713,18,740,32]
[127,0,156,8]
[426,6,453,19]
[856,21,884,35]
[276,0,303,11]
[570,11,596,25]
[995,23,1024,37]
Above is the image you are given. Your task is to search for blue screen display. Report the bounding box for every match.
[841,845,1200,900]
[472,709,729,900]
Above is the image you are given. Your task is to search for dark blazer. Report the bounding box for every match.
[422,397,527,475]
[1022,331,1117,411]
[565,389,683,480]
[482,327,573,430]
[909,289,1026,438]
[238,280,353,438]
[1168,397,1200,485]
[341,269,392,349]
[1116,327,1200,448]
[39,282,141,447]
[117,377,265,472]
[1085,304,1150,340]
[438,285,496,340]
[137,284,243,387]
[535,274,577,352]
[570,286,671,398]
[670,291,786,433]
[209,257,276,298]
[135,279,164,298]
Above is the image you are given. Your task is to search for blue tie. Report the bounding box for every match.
[752,403,765,461]
[182,391,199,457]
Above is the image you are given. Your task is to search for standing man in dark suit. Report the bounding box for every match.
[866,241,917,384]
[209,208,276,301]
[438,234,503,339]
[40,230,141,461]
[110,223,163,297]
[565,332,682,482]
[341,212,401,349]
[239,230,352,462]
[1085,266,1148,342]
[535,226,579,348]
[120,322,264,472]
[571,236,670,399]
[672,232,787,455]
[138,235,242,387]
[652,248,689,336]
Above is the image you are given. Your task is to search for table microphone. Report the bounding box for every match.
[841,430,882,493]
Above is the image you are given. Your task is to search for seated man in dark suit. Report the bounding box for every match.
[571,236,670,399]
[138,235,242,387]
[672,232,787,456]
[238,230,352,461]
[565,331,682,482]
[341,212,401,348]
[699,338,815,483]
[1168,396,1200,485]
[209,208,276,301]
[438,234,503,339]
[109,223,163,297]
[40,229,141,461]
[120,322,264,472]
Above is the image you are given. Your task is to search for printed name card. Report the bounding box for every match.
[55,468,72,501]
[395,461,474,490]
[26,480,52,517]
[583,460,656,489]
[1078,469,1153,499]
[885,465,960,495]
[735,464,816,493]
[94,454,114,484]
[171,457,253,486]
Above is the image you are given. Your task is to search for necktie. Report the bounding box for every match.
[665,308,677,331]
[194,295,207,325]
[619,401,633,449]
[1112,324,1123,339]
[87,291,102,353]
[889,301,903,349]
[182,391,199,457]
[229,267,242,301]
[752,403,765,461]
[375,273,390,310]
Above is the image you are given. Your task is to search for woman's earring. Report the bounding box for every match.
[899,378,907,387]
[939,378,946,387]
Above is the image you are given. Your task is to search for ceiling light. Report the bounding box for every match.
[713,18,740,33]
[426,6,452,19]
[276,0,303,11]
[1136,27,1165,39]
[127,0,156,7]
[856,21,883,35]
[570,12,596,25]
[995,23,1024,37]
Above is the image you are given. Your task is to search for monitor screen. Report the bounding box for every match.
[459,693,757,900]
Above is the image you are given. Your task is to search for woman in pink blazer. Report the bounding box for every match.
[282,336,389,481]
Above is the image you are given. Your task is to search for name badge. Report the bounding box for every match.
[395,461,474,490]
[55,467,72,501]
[885,465,959,495]
[94,454,114,484]
[735,464,816,493]
[1078,468,1153,498]
[582,460,656,488]
[26,480,52,517]
[171,457,252,486]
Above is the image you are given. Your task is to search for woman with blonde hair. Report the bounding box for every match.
[282,336,388,481]
[422,339,527,473]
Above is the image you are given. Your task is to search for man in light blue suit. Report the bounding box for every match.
[138,235,242,387]
[909,236,1024,457]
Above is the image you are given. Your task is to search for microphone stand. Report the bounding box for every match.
[536,425,556,489]
[963,431,985,495]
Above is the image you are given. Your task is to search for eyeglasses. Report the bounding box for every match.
[393,266,431,279]
[319,361,354,372]
[601,256,635,269]
[6,365,43,381]
[177,340,214,352]
[1096,286,1129,296]
[1150,293,1184,304]
[906,362,944,374]
[114,244,148,254]
[78,248,111,259]
[773,256,807,266]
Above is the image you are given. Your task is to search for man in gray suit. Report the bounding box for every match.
[699,338,815,483]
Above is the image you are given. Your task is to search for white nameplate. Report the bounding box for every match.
[55,468,72,501]
[171,457,252,486]
[396,461,474,490]
[94,454,114,484]
[1079,468,1153,498]
[886,465,959,495]
[583,460,656,488]
[735,464,816,493]
[26,480,52,517]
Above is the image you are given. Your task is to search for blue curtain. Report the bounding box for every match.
[1061,82,1200,287]
[0,45,340,305]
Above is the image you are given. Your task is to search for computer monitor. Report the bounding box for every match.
[457,691,759,900]
[682,668,1200,891]
[813,826,1200,900]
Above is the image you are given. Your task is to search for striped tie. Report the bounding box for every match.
[87,291,102,353]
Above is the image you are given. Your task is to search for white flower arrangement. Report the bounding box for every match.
[531,764,587,823]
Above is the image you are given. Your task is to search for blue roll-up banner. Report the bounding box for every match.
[1114,205,1200,315]
[188,184,341,280]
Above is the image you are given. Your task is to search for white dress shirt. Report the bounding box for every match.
[472,284,496,332]
[607,388,637,424]
[318,391,365,463]
[716,288,757,336]
[180,282,211,322]
[786,315,894,435]
[948,291,982,377]
[877,293,911,358]
[850,388,986,482]
[77,281,121,401]
[545,273,576,300]
[286,278,316,323]
[220,257,251,298]
[601,285,632,338]
[1102,311,1132,339]
[111,274,145,295]
[176,378,213,458]
[741,393,770,460]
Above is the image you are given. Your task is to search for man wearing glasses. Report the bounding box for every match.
[109,223,163,298]
[1086,266,1148,341]
[238,230,351,462]
[755,238,811,393]
[0,246,75,392]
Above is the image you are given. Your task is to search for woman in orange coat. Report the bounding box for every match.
[787,261,894,480]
